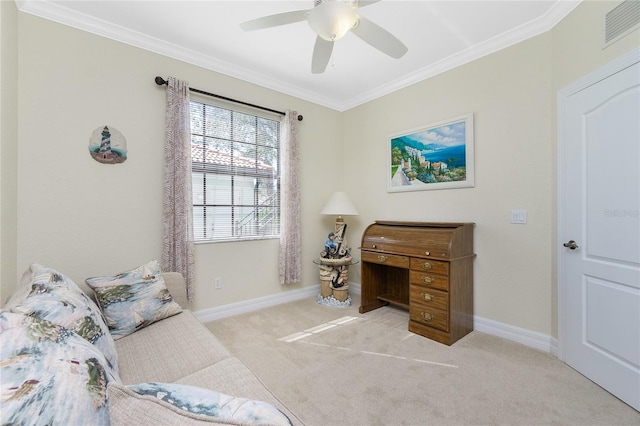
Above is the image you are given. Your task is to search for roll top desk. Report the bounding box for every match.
[359,221,475,345]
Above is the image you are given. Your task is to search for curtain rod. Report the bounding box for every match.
[154,76,303,121]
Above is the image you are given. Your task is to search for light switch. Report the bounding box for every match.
[511,210,527,224]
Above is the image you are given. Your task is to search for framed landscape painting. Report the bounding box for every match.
[387,114,474,192]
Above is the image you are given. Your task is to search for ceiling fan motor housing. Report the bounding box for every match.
[308,0,358,41]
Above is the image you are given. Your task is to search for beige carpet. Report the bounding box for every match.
[206,294,639,426]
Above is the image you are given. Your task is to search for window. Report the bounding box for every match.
[190,99,280,242]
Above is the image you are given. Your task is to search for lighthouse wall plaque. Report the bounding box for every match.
[89,125,127,164]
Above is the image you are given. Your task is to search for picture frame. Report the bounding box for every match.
[387,113,474,192]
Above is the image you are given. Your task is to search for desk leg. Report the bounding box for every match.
[359,301,386,314]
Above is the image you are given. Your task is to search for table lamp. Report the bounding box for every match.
[321,191,359,258]
[320,191,359,230]
[319,192,359,300]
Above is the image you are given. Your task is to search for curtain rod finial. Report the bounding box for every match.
[155,76,167,86]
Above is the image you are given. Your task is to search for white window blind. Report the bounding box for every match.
[190,100,280,241]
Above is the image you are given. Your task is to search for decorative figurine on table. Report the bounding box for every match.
[321,223,350,260]
[319,222,351,289]
[323,232,337,257]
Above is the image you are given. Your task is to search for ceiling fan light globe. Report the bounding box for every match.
[307,1,357,41]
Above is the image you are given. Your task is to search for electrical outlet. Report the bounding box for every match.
[214,277,222,289]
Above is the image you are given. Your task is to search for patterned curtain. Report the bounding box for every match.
[162,77,195,301]
[279,111,302,285]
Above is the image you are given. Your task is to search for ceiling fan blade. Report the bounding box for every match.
[311,36,334,74]
[240,10,308,31]
[355,1,382,8]
[350,15,408,59]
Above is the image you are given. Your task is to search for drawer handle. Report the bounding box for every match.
[421,262,433,270]
[421,292,433,302]
[421,312,433,321]
[377,255,388,262]
[422,276,433,284]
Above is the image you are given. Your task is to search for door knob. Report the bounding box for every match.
[563,240,579,250]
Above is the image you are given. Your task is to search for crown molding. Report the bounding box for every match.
[340,0,582,110]
[16,0,582,112]
[15,0,341,109]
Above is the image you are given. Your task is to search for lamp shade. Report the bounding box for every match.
[321,192,359,216]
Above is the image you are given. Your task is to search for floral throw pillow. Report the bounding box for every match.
[0,311,120,426]
[108,381,292,426]
[85,260,182,340]
[5,263,119,375]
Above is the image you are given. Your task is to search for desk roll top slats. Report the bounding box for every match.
[359,221,475,345]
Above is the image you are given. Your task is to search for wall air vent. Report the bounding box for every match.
[604,0,640,47]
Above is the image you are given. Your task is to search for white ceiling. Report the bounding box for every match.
[16,0,581,111]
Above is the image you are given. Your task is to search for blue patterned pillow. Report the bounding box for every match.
[6,263,119,375]
[85,260,183,340]
[110,381,292,425]
[0,311,120,426]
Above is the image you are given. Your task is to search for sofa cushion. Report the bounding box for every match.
[5,263,119,374]
[115,309,232,384]
[107,382,292,426]
[85,260,183,340]
[174,358,304,426]
[0,311,120,426]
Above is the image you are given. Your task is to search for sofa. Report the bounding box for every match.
[0,262,303,426]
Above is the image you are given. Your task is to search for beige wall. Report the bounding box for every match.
[3,1,638,336]
[342,0,639,337]
[0,0,19,305]
[14,13,342,311]
[343,34,555,334]
[552,0,640,90]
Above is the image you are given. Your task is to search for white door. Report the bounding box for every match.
[559,50,640,411]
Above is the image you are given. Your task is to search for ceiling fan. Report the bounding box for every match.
[240,0,408,74]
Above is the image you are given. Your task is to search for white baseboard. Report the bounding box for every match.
[474,316,557,356]
[194,285,320,323]
[347,282,361,295]
[194,282,363,323]
[194,281,557,356]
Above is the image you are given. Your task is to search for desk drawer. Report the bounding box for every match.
[410,304,449,332]
[410,285,448,311]
[409,258,449,275]
[409,270,449,291]
[361,251,409,268]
